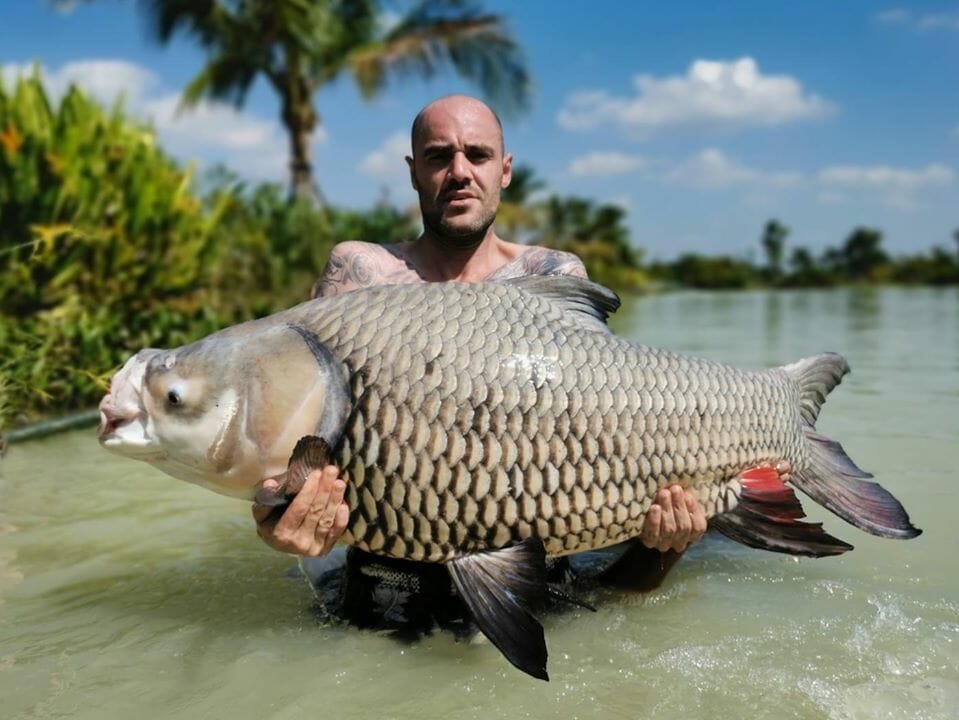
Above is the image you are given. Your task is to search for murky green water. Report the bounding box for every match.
[2,287,957,719]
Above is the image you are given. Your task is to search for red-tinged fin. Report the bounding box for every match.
[791,429,922,540]
[253,435,332,508]
[447,539,550,681]
[711,466,854,557]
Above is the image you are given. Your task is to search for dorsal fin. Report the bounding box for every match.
[502,276,621,332]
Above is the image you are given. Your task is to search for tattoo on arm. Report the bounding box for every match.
[311,245,420,298]
[521,248,589,279]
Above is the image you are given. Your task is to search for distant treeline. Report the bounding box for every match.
[646,220,959,290]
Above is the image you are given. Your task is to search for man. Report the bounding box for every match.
[252,95,776,626]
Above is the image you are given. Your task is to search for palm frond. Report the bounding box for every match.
[180,53,259,107]
[345,1,531,115]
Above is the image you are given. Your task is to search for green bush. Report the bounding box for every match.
[0,70,229,427]
[0,72,418,429]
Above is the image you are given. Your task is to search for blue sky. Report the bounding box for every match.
[2,0,957,260]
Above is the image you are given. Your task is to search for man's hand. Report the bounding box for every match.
[252,466,349,556]
[640,485,708,553]
[639,461,792,553]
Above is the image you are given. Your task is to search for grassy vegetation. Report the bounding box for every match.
[0,73,418,429]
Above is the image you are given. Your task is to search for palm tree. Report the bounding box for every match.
[140,0,531,202]
[760,219,789,282]
[496,164,544,241]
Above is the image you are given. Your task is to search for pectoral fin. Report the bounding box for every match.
[254,435,333,508]
[447,539,550,681]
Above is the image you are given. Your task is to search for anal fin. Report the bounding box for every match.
[712,466,854,557]
[447,539,550,681]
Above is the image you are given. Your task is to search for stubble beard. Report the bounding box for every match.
[420,198,498,249]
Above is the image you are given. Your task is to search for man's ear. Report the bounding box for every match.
[406,156,419,191]
[501,152,513,189]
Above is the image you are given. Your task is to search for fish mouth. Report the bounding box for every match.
[98,393,136,438]
[98,348,161,453]
[97,393,157,456]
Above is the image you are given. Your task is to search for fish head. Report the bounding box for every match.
[98,340,248,492]
[98,323,350,500]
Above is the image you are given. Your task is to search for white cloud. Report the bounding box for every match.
[666,148,801,188]
[557,57,835,136]
[358,131,415,204]
[13,59,159,107]
[358,131,410,180]
[1,59,311,182]
[568,151,645,177]
[877,8,959,30]
[817,163,955,209]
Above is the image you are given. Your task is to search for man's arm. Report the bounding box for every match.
[520,247,589,279]
[310,241,418,299]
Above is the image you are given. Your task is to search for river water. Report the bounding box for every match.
[1,287,957,719]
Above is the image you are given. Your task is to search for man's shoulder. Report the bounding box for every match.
[328,240,398,259]
[489,245,588,280]
[313,241,419,298]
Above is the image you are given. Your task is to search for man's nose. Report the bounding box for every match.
[448,151,470,181]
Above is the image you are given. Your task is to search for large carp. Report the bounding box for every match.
[98,277,920,679]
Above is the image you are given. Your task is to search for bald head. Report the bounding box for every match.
[405,94,512,245]
[411,95,504,156]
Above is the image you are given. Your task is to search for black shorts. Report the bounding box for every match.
[297,546,626,636]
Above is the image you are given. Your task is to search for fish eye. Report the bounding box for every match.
[167,389,182,406]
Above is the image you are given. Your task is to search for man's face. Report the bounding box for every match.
[407,100,512,245]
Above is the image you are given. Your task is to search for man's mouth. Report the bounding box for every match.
[443,191,476,203]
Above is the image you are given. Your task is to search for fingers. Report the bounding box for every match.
[252,466,349,557]
[322,498,350,556]
[303,468,346,554]
[776,459,792,484]
[640,502,662,549]
[685,492,707,543]
[657,488,677,552]
[670,486,692,550]
[758,459,793,484]
[641,485,708,553]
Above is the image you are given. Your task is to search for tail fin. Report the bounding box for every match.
[783,353,922,540]
[780,352,849,425]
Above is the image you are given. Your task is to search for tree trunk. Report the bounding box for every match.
[282,79,324,205]
[289,121,323,205]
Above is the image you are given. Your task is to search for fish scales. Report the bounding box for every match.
[282,281,803,563]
